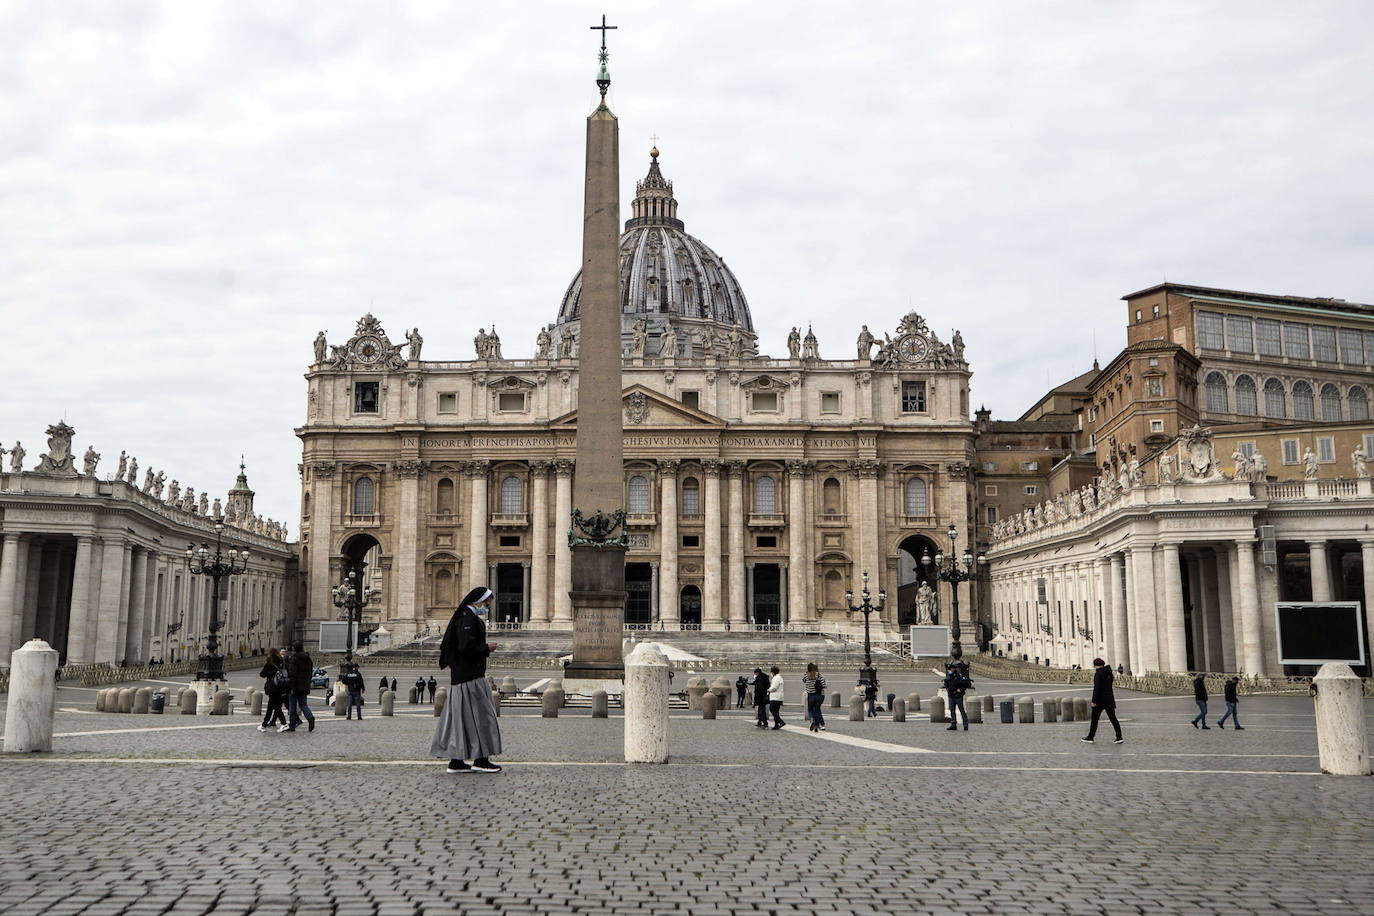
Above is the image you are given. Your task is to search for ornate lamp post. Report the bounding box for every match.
[331,567,379,667]
[921,524,987,661]
[164,610,183,663]
[844,570,886,686]
[184,522,249,683]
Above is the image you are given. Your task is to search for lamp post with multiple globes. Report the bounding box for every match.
[184,521,249,684]
[920,523,988,661]
[844,570,886,687]
[331,567,379,668]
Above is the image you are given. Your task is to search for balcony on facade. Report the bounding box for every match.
[490,512,529,528]
[345,514,383,528]
[428,511,462,526]
[747,513,786,529]
[625,512,658,529]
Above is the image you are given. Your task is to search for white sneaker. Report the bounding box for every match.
[256,725,266,732]
[277,724,291,733]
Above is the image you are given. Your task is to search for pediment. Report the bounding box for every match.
[550,384,726,429]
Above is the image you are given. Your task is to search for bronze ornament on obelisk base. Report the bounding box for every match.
[564,18,628,691]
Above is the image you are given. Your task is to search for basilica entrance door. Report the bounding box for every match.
[495,563,524,626]
[624,563,653,626]
[751,564,781,627]
[679,585,702,629]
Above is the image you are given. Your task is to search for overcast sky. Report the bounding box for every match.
[4,1,1373,528]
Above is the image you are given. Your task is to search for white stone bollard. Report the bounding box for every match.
[1312,663,1370,776]
[3,640,60,753]
[624,643,670,764]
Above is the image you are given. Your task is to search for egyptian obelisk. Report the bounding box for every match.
[565,17,627,685]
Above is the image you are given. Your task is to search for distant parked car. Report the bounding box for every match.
[311,667,331,690]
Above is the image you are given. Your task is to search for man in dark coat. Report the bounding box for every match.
[1191,673,1210,729]
[1217,676,1244,729]
[735,675,749,709]
[427,676,438,703]
[283,642,316,733]
[751,668,770,728]
[943,664,971,731]
[415,676,426,704]
[390,677,398,695]
[341,664,365,720]
[1081,657,1122,743]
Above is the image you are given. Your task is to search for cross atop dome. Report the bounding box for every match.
[627,146,680,230]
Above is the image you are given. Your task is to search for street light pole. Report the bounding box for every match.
[921,524,987,661]
[331,566,379,670]
[184,521,249,684]
[844,570,886,686]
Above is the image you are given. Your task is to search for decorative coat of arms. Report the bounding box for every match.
[625,391,649,425]
[1178,424,1227,483]
[36,421,78,476]
[569,508,630,548]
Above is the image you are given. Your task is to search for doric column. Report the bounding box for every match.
[657,459,680,628]
[0,534,20,661]
[1129,546,1159,673]
[1235,540,1264,675]
[95,537,127,664]
[65,536,96,663]
[726,461,747,628]
[1215,547,1237,672]
[530,461,551,625]
[1161,543,1187,673]
[1198,552,1224,671]
[552,459,574,626]
[115,541,134,664]
[394,459,426,626]
[466,460,490,593]
[702,460,723,628]
[139,549,158,662]
[1097,556,1115,665]
[1308,540,1333,602]
[1106,553,1126,671]
[786,460,808,624]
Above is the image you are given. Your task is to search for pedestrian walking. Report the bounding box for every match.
[751,668,770,728]
[1081,657,1123,744]
[863,677,879,718]
[343,664,365,720]
[943,663,972,731]
[427,676,438,703]
[257,647,289,731]
[735,675,748,709]
[390,677,398,695]
[431,586,503,774]
[767,666,786,729]
[282,641,316,733]
[377,675,389,701]
[1191,673,1210,729]
[802,663,827,732]
[1217,676,1244,729]
[415,676,426,703]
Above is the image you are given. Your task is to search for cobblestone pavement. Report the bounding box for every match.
[3,674,1370,914]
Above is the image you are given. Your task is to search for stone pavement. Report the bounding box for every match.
[1,674,1370,914]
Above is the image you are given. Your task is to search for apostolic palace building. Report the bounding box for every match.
[296,149,978,644]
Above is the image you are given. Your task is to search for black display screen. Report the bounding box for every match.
[1275,603,1366,665]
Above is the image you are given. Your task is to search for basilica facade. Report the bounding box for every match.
[297,151,979,643]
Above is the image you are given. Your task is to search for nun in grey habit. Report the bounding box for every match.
[431,586,503,773]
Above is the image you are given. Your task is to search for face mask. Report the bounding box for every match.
[470,604,488,616]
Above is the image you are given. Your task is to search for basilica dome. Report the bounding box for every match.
[554,149,755,356]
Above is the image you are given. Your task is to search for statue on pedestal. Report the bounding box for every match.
[727,326,743,359]
[8,442,24,473]
[558,326,574,359]
[1231,446,1248,481]
[914,582,937,624]
[787,327,801,359]
[36,422,78,476]
[152,471,165,499]
[631,319,648,360]
[142,468,155,493]
[474,327,490,358]
[167,480,181,505]
[1128,455,1143,487]
[198,493,209,516]
[211,497,222,518]
[313,331,327,364]
[1248,452,1269,483]
[407,327,423,361]
[82,446,100,477]
[659,322,678,357]
[116,450,127,479]
[1158,452,1175,484]
[952,330,965,362]
[181,487,195,512]
[126,458,138,486]
[856,325,874,360]
[1303,447,1319,480]
[1353,443,1368,478]
[535,326,552,359]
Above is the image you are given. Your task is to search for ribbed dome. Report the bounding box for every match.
[554,150,755,350]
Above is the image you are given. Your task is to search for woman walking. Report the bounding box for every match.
[802,663,827,732]
[431,586,503,774]
[257,647,289,732]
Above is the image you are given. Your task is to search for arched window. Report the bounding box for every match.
[1349,386,1370,421]
[1292,381,1315,420]
[1234,375,1258,416]
[823,569,845,608]
[1320,383,1342,422]
[352,477,375,515]
[435,477,455,515]
[434,568,454,606]
[822,477,842,515]
[681,477,700,515]
[499,476,523,513]
[628,475,650,513]
[1263,378,1286,418]
[904,478,928,516]
[1204,372,1228,413]
[753,476,777,514]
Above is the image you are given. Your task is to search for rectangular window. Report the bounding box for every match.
[353,381,379,413]
[1366,332,1374,367]
[1150,420,1164,432]
[984,485,998,496]
[1239,441,1255,458]
[1365,434,1374,459]
[437,392,457,413]
[1087,407,1097,422]
[681,486,700,516]
[1020,461,1039,471]
[1256,319,1282,357]
[1152,304,1160,318]
[498,392,526,412]
[750,391,779,412]
[1339,328,1365,365]
[1134,309,1142,323]
[498,535,521,548]
[680,391,700,410]
[1196,311,1225,350]
[1318,436,1335,462]
[1024,485,1039,496]
[1283,322,1310,359]
[982,461,996,472]
[755,535,777,548]
[820,391,841,414]
[1225,315,1254,353]
[900,381,927,412]
[1311,326,1338,362]
[1281,439,1300,465]
[681,534,700,548]
[1148,357,1159,367]
[985,506,998,524]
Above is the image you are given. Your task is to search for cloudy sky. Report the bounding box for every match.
[4,1,1373,527]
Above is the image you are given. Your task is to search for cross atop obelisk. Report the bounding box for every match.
[565,16,627,688]
[590,14,617,99]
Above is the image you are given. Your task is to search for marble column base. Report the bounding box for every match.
[189,678,228,716]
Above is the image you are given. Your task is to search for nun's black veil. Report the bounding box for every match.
[440,586,492,668]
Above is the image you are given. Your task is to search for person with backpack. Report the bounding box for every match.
[863,677,880,718]
[257,647,289,732]
[943,663,972,731]
[1217,676,1244,729]
[282,642,316,733]
[802,663,827,732]
[1081,657,1123,744]
[1191,673,1210,729]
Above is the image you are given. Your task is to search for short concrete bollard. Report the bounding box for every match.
[118,688,135,714]
[3,639,60,753]
[906,693,921,712]
[848,695,865,721]
[542,686,564,718]
[928,696,946,724]
[381,690,394,716]
[999,699,1014,723]
[433,687,448,717]
[500,675,519,696]
[1074,697,1089,720]
[1061,697,1075,722]
[830,691,842,709]
[969,702,983,724]
[982,694,994,713]
[211,690,231,716]
[592,689,609,718]
[702,691,718,719]
[1313,663,1370,776]
[250,692,264,717]
[333,692,348,716]
[409,686,419,704]
[133,687,151,715]
[243,686,256,709]
[710,677,732,709]
[624,643,670,764]
[1016,697,1035,723]
[685,677,708,710]
[892,698,906,722]
[1042,699,1057,723]
[95,689,107,712]
[180,688,198,715]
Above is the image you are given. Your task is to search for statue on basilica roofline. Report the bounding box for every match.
[116,450,127,479]
[631,319,648,360]
[126,458,138,486]
[212,497,222,519]
[83,446,100,477]
[856,325,875,360]
[142,468,155,493]
[952,330,965,363]
[1248,451,1268,483]
[787,326,801,359]
[152,471,165,499]
[167,480,181,505]
[181,487,195,512]
[198,493,209,516]
[535,326,552,360]
[558,326,575,359]
[8,442,24,473]
[474,327,489,359]
[727,326,743,359]
[1302,447,1319,480]
[1353,443,1368,478]
[407,327,423,361]
[313,331,328,364]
